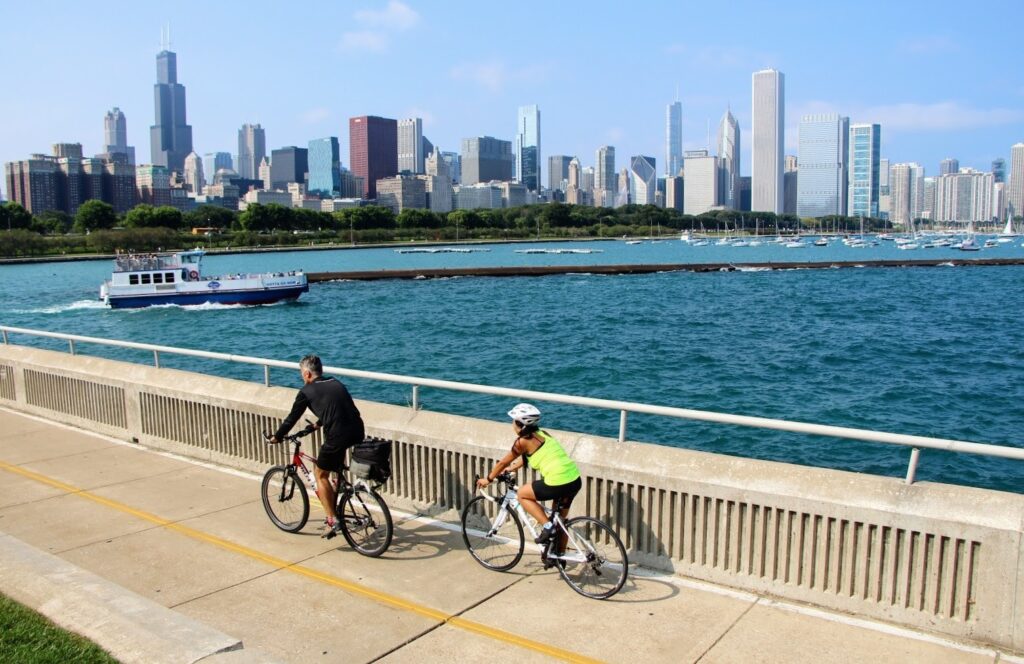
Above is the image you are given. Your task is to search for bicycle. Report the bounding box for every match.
[460,471,628,599]
[261,425,393,557]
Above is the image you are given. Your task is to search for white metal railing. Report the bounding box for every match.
[3,324,1023,484]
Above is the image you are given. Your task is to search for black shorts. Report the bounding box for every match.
[315,441,355,473]
[532,476,582,506]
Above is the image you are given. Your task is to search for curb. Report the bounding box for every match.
[0,531,246,664]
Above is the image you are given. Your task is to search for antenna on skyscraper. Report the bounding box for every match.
[707,119,711,151]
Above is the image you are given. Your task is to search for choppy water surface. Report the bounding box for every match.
[2,239,1023,492]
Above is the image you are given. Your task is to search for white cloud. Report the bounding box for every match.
[606,128,624,143]
[339,30,389,54]
[898,36,959,55]
[450,61,507,93]
[354,1,420,30]
[300,107,330,125]
[856,101,1023,131]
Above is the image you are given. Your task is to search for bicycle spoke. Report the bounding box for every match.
[556,517,628,599]
[461,495,524,571]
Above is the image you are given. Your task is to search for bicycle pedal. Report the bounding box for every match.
[322,529,337,540]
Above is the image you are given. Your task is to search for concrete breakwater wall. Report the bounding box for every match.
[0,344,1021,651]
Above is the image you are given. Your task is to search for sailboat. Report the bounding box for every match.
[896,217,920,250]
[958,220,980,251]
[997,217,1017,243]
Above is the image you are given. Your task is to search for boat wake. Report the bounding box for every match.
[18,299,108,314]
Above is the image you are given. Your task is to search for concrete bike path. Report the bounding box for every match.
[0,408,1016,664]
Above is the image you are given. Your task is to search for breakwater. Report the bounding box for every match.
[307,256,1024,281]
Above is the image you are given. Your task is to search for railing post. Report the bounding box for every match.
[153,351,160,368]
[618,410,628,443]
[68,340,75,355]
[264,365,271,387]
[1,330,7,344]
[905,447,921,484]
[412,385,419,411]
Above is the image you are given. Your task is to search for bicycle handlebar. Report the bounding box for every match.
[262,419,316,444]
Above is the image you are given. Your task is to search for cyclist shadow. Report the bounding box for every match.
[347,517,462,562]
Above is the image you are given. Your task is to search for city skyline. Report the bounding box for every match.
[1,1,1023,201]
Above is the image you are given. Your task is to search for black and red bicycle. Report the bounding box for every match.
[261,426,393,557]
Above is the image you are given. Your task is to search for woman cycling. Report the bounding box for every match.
[476,403,582,543]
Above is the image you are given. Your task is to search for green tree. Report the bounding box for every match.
[396,208,441,229]
[0,202,33,230]
[151,206,183,230]
[185,204,237,230]
[31,209,70,234]
[123,204,155,228]
[74,200,117,233]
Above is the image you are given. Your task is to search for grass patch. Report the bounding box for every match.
[0,592,117,663]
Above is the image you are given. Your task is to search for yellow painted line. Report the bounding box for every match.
[0,459,602,663]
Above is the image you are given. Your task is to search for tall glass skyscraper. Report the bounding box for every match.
[149,49,193,173]
[939,158,959,176]
[237,124,266,181]
[629,155,656,205]
[103,108,135,165]
[595,146,615,207]
[308,137,342,197]
[548,155,571,192]
[751,69,784,214]
[848,124,881,218]
[397,118,424,174]
[203,152,232,182]
[666,101,682,176]
[515,105,541,191]
[796,113,849,218]
[717,109,740,209]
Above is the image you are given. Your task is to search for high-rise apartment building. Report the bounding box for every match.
[515,105,541,191]
[183,152,204,193]
[889,163,926,226]
[629,155,657,205]
[548,155,572,192]
[666,101,683,176]
[136,164,172,207]
[595,146,615,207]
[270,147,309,191]
[103,107,135,165]
[307,137,342,197]
[5,156,58,214]
[683,150,719,215]
[461,136,513,185]
[848,124,881,218]
[349,116,398,199]
[934,170,993,223]
[237,124,266,181]
[1008,143,1024,219]
[149,49,193,173]
[718,109,740,210]
[796,113,849,218]
[939,158,960,176]
[751,69,784,213]
[397,118,424,174]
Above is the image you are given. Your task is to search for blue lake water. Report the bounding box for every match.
[2,236,1023,493]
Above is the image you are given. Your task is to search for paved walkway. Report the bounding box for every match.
[0,407,1019,664]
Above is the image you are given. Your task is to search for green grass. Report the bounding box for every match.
[0,592,118,663]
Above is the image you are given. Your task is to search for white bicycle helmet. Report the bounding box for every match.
[507,403,541,425]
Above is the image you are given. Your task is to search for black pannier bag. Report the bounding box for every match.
[350,437,392,483]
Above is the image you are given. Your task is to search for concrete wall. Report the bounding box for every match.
[1,344,1021,650]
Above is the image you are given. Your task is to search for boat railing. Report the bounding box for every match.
[114,255,180,272]
[2,324,1021,485]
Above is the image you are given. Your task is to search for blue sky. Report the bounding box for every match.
[2,0,1022,198]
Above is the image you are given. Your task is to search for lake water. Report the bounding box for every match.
[2,236,1023,493]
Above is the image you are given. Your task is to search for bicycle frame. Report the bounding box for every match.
[474,485,591,565]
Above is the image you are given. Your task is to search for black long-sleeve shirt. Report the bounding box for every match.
[274,376,364,449]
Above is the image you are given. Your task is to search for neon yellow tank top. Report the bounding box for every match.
[526,431,580,485]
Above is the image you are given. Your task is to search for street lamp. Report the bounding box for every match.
[349,218,354,245]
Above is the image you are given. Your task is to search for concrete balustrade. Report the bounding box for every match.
[1,344,1021,652]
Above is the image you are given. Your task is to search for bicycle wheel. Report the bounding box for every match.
[461,495,524,571]
[555,516,628,599]
[261,466,309,533]
[338,487,393,557]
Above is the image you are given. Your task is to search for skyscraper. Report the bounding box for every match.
[183,152,204,193]
[461,136,513,185]
[270,147,308,191]
[397,118,424,174]
[992,158,1006,184]
[349,116,398,199]
[939,158,959,176]
[441,151,461,185]
[751,69,784,213]
[308,137,342,197]
[237,124,266,181]
[889,163,924,226]
[629,155,656,205]
[149,49,193,173]
[1009,143,1024,220]
[848,124,881,218]
[515,105,541,191]
[203,153,233,182]
[595,146,615,207]
[666,101,683,177]
[717,109,740,210]
[683,150,719,215]
[796,113,849,218]
[103,107,135,165]
[548,155,571,192]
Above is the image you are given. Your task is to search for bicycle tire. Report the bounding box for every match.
[338,487,393,557]
[555,516,628,599]
[261,466,309,532]
[461,495,524,571]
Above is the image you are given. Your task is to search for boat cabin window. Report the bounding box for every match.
[129,275,139,285]
[153,273,163,284]
[141,274,151,285]
[164,272,175,283]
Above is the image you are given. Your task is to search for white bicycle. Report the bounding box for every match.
[460,471,628,599]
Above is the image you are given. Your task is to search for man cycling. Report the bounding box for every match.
[476,403,582,544]
[270,354,364,536]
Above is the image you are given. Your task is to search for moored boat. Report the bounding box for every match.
[99,250,308,309]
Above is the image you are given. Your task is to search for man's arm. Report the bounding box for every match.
[272,389,311,441]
